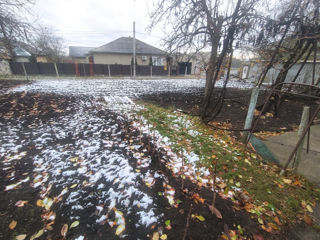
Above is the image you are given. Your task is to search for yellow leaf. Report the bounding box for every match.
[115,224,125,236]
[196,215,205,221]
[30,229,44,240]
[160,234,168,240]
[283,178,292,184]
[9,220,17,230]
[244,159,252,166]
[218,182,227,189]
[16,234,27,240]
[70,221,80,229]
[152,232,159,240]
[70,184,78,189]
[43,197,53,210]
[69,157,78,162]
[258,218,264,225]
[306,205,313,213]
[36,199,44,207]
[61,224,68,237]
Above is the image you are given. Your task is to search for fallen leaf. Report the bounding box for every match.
[261,225,272,232]
[209,205,222,219]
[283,178,292,184]
[274,216,281,225]
[152,232,159,240]
[304,214,313,225]
[61,224,68,237]
[9,220,17,230]
[43,197,53,210]
[16,234,27,240]
[218,182,227,189]
[258,218,264,225]
[160,234,167,240]
[36,199,44,207]
[70,221,80,229]
[70,184,77,189]
[165,220,171,226]
[192,193,205,204]
[194,214,205,221]
[15,200,28,207]
[30,229,44,240]
[306,205,313,213]
[253,234,264,240]
[115,224,125,236]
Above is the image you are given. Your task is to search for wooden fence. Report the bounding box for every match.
[9,62,170,77]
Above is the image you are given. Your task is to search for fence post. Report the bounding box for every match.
[21,62,28,80]
[185,65,187,76]
[83,64,86,76]
[75,63,80,77]
[241,87,259,143]
[293,106,310,171]
[108,64,111,77]
[168,65,171,78]
[150,65,152,77]
[89,62,94,76]
[54,63,59,77]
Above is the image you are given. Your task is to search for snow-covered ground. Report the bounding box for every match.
[0,78,254,238]
[12,78,254,97]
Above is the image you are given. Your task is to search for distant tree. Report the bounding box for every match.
[31,27,65,62]
[0,0,34,61]
[29,53,36,62]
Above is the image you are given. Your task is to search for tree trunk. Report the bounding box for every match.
[203,40,219,109]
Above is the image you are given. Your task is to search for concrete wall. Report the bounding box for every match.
[247,62,320,85]
[71,57,88,64]
[15,57,30,63]
[0,60,12,75]
[93,53,166,66]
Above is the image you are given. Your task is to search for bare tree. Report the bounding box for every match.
[251,0,320,115]
[0,0,34,61]
[31,26,65,62]
[149,0,262,122]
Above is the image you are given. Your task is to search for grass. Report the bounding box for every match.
[136,102,320,230]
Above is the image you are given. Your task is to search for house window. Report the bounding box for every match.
[152,56,164,66]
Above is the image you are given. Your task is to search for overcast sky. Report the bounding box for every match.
[34,0,164,51]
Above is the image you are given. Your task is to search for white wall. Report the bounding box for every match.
[0,60,12,75]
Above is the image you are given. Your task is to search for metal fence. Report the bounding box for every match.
[9,62,170,77]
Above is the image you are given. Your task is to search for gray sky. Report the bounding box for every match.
[34,0,164,50]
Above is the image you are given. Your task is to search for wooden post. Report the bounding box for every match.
[280,104,320,175]
[21,62,28,80]
[241,87,259,143]
[293,106,310,171]
[108,64,111,77]
[54,63,59,77]
[168,65,171,78]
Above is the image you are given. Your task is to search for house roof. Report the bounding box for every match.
[13,47,31,57]
[69,46,95,58]
[91,37,166,55]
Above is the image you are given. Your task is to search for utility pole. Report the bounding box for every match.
[133,21,136,79]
